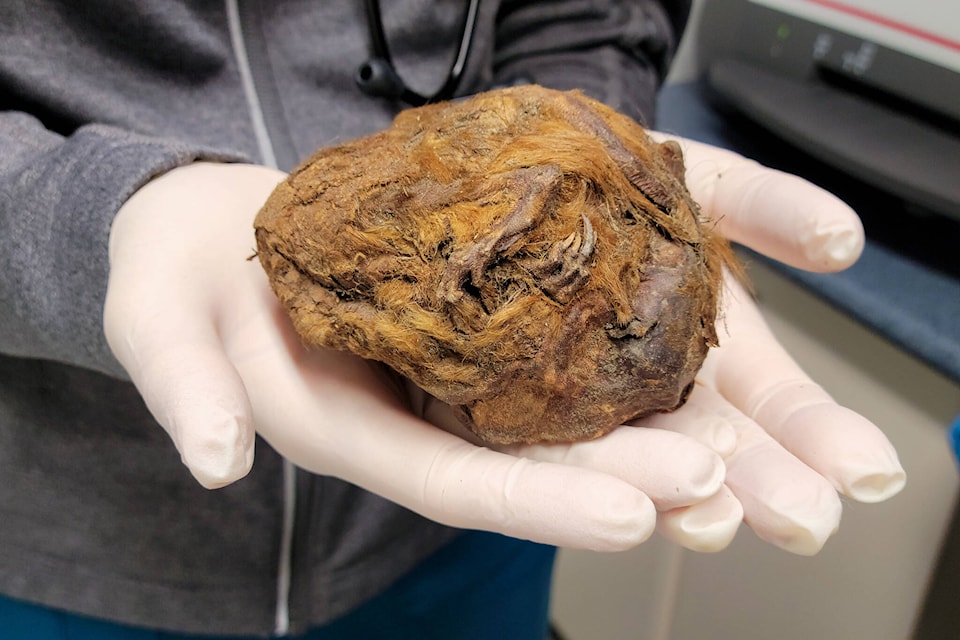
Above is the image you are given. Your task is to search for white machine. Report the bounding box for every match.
[699,0,960,221]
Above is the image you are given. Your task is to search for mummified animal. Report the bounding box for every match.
[254,85,734,445]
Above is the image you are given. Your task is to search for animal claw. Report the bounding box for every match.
[579,213,595,258]
[523,212,597,303]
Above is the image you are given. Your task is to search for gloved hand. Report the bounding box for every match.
[428,135,905,554]
[104,137,904,554]
[632,135,905,553]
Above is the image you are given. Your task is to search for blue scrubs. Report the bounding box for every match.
[0,531,557,640]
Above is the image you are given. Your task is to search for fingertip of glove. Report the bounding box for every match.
[658,448,727,509]
[695,452,728,498]
[708,420,739,458]
[185,447,255,489]
[838,433,907,503]
[756,494,842,556]
[580,490,658,552]
[845,467,907,503]
[803,225,864,271]
[659,489,744,553]
[179,414,256,489]
[670,520,740,554]
[779,405,907,505]
[770,521,838,556]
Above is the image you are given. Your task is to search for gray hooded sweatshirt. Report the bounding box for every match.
[0,0,685,636]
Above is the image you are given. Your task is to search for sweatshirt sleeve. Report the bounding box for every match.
[492,0,691,126]
[0,111,245,378]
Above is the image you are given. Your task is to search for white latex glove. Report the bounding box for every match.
[640,135,906,554]
[105,162,724,552]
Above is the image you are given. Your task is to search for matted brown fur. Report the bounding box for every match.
[254,85,734,444]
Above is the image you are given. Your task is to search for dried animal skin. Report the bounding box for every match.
[254,85,734,445]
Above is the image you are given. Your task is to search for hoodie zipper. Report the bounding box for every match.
[225,1,296,635]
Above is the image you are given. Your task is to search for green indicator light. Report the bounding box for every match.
[777,24,791,39]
